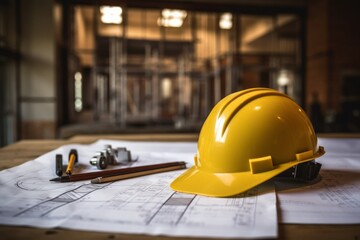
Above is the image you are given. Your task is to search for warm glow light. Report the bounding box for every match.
[74,72,83,112]
[158,9,187,28]
[100,6,122,24]
[158,17,183,28]
[100,6,122,15]
[74,72,82,81]
[219,13,232,29]
[161,9,187,19]
[161,78,172,99]
[277,69,291,86]
[101,15,122,24]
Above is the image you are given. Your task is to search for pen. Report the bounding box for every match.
[91,163,186,184]
[50,161,186,182]
[65,149,78,175]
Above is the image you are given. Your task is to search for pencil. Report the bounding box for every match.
[50,161,186,182]
[91,163,186,184]
[65,149,78,175]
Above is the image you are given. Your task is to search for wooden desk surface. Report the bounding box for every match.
[0,134,359,240]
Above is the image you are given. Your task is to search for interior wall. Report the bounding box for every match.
[20,0,56,139]
[306,0,360,132]
[306,0,329,113]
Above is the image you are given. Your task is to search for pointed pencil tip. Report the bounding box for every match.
[91,177,100,184]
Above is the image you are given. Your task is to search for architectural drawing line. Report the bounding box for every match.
[174,195,196,225]
[14,183,111,217]
[145,192,176,225]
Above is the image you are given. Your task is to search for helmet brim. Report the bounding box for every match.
[170,153,324,197]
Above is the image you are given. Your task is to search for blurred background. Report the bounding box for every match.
[0,0,359,147]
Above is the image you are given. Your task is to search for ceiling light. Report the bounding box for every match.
[162,9,187,19]
[158,9,187,28]
[219,13,232,29]
[101,15,122,24]
[158,17,184,28]
[100,6,122,24]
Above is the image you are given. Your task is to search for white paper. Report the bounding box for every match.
[0,140,278,239]
[277,138,360,224]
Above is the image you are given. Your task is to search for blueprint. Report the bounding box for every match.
[0,140,277,239]
[277,138,360,224]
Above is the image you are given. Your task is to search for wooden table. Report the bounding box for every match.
[0,134,359,240]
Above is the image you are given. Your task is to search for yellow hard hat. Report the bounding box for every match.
[171,88,325,197]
